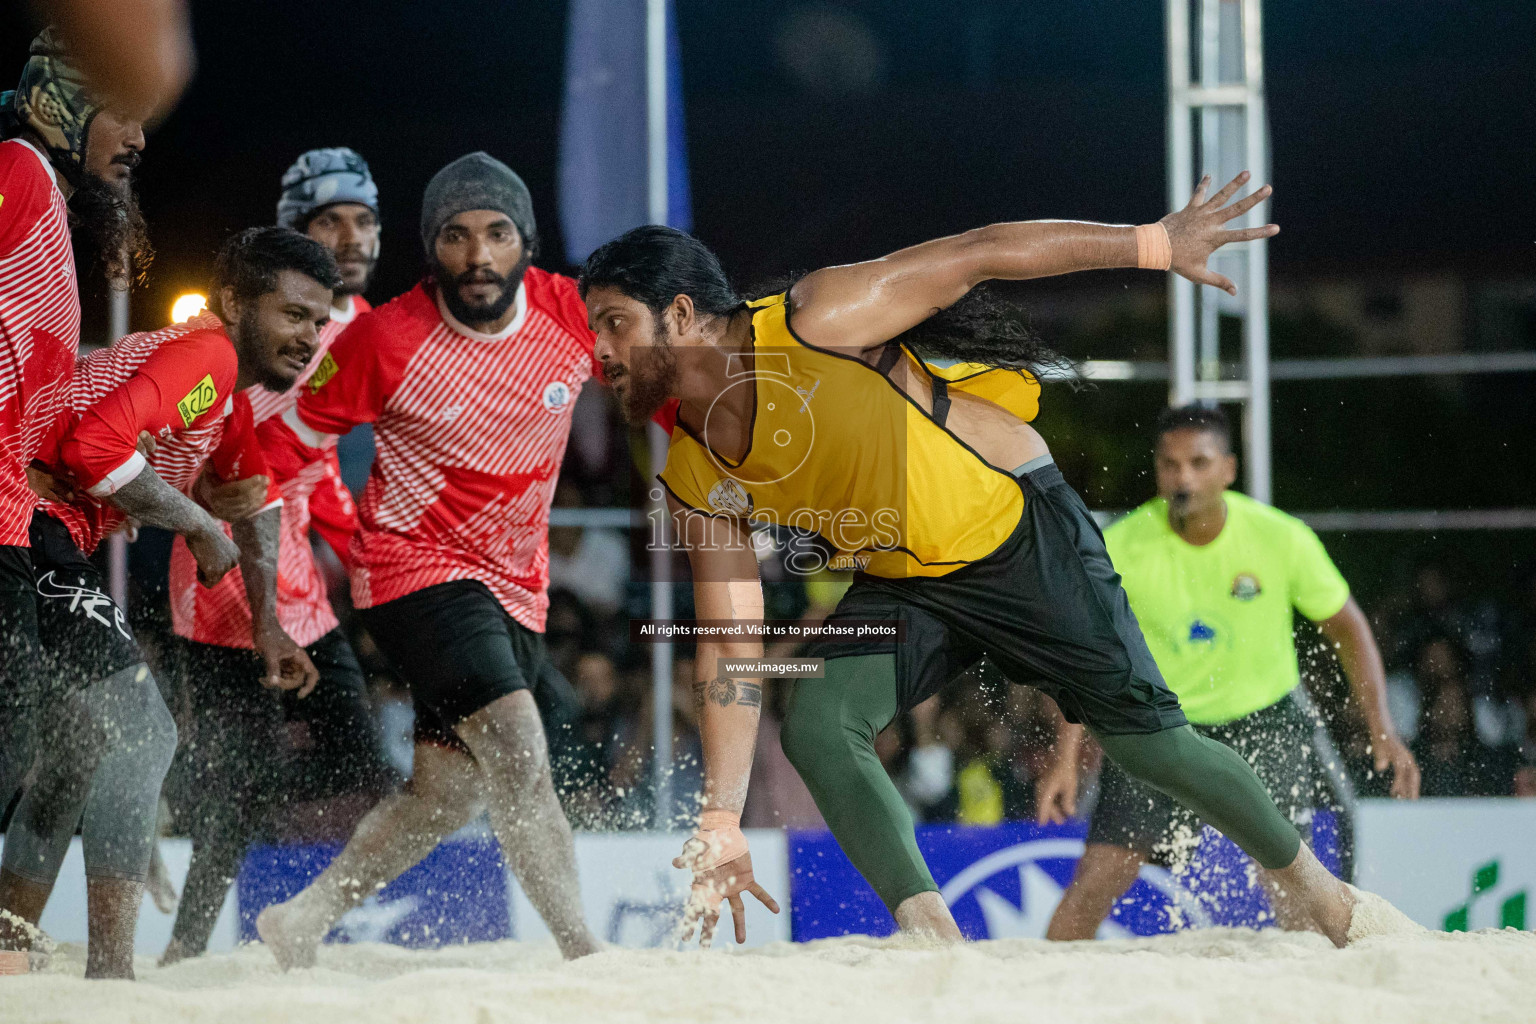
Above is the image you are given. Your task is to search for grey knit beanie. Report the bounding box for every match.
[420,152,535,252]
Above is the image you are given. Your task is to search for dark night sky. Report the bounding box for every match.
[5,1,1535,593]
[3,0,1534,337]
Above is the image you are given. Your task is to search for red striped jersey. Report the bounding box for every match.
[0,139,80,546]
[40,314,280,555]
[286,268,600,631]
[169,296,369,649]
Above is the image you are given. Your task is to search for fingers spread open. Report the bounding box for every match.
[1185,173,1212,209]
[1204,171,1250,211]
[729,894,747,944]
[1219,184,1272,222]
[1219,225,1280,244]
[1192,267,1238,295]
[749,883,781,915]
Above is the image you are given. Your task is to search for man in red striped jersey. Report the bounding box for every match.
[1,28,151,787]
[0,30,153,976]
[257,152,609,966]
[157,150,396,966]
[0,228,333,978]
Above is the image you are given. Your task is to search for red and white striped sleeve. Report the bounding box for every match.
[288,309,409,444]
[59,328,238,496]
[206,391,282,512]
[0,142,52,258]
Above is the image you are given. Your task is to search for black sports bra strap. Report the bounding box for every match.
[930,375,951,428]
[874,341,903,375]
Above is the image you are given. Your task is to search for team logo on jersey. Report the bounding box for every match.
[542,380,572,413]
[176,374,219,427]
[307,351,339,392]
[707,478,754,516]
[1230,573,1262,601]
[1188,619,1217,644]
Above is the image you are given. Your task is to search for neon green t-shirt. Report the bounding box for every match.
[1105,491,1350,725]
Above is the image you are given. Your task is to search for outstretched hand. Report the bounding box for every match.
[673,831,780,948]
[1160,171,1278,295]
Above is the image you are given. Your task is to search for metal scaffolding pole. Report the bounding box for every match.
[106,285,131,608]
[645,0,675,827]
[1166,0,1272,502]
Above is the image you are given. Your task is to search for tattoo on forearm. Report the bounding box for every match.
[706,677,737,707]
[232,506,281,630]
[694,677,763,710]
[112,464,221,536]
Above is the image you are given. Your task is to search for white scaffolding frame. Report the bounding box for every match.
[1167,0,1272,501]
[645,0,676,825]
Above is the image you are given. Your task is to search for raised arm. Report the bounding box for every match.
[667,495,780,946]
[788,172,1276,353]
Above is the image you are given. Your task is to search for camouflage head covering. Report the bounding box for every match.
[1,29,100,188]
[277,147,379,230]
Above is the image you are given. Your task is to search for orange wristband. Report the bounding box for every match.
[1134,222,1172,271]
[700,809,741,831]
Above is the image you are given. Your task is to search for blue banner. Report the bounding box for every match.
[238,838,511,947]
[789,815,1340,941]
[559,0,692,263]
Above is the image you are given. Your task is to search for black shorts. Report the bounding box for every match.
[28,511,143,695]
[807,462,1186,735]
[358,579,578,755]
[1088,692,1327,864]
[164,628,394,806]
[0,543,42,714]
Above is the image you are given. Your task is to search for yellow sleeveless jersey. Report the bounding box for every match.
[658,292,1036,578]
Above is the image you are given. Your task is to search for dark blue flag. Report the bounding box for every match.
[559,0,692,264]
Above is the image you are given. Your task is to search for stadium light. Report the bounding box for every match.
[171,292,207,323]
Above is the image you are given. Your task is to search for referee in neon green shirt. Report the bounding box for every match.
[1039,405,1420,940]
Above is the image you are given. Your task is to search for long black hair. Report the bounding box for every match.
[890,283,1077,383]
[581,225,1077,382]
[579,224,743,319]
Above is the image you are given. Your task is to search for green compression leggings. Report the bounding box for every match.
[780,655,1304,914]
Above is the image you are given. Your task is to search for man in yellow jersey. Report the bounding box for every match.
[1038,405,1420,940]
[579,173,1411,948]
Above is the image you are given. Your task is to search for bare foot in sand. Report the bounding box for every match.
[1345,885,1425,944]
[256,898,329,971]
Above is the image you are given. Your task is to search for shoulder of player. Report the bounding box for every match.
[328,282,439,363]
[659,427,741,514]
[1104,498,1167,546]
[523,266,594,343]
[0,140,60,246]
[347,281,438,339]
[164,321,242,420]
[1224,490,1310,537]
[0,139,55,196]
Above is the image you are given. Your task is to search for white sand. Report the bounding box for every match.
[4,928,1534,1024]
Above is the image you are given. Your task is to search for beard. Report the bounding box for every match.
[612,320,679,425]
[432,251,533,328]
[332,246,378,297]
[70,172,152,290]
[239,306,303,392]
